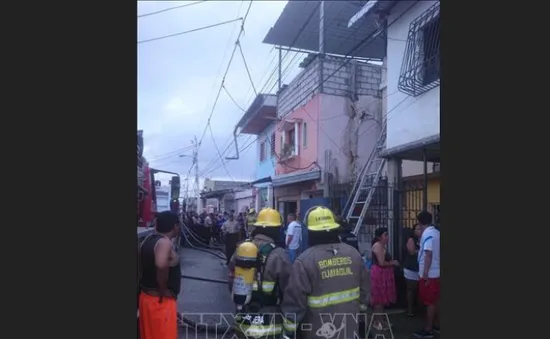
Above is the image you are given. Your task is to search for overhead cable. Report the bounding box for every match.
[138,1,207,18]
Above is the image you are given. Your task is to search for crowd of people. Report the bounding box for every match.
[137,207,440,339]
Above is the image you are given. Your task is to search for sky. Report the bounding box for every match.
[138,0,302,191]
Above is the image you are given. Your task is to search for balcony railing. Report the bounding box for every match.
[279,143,296,160]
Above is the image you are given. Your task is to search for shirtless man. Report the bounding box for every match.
[138,211,181,339]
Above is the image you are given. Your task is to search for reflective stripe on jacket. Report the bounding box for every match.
[280,242,370,339]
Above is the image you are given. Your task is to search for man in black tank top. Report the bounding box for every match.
[138,211,181,339]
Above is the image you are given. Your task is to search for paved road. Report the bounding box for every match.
[176,245,435,339]
[177,246,234,339]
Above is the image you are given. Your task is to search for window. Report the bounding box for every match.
[259,141,266,162]
[397,2,440,97]
[302,122,308,148]
[288,128,295,148]
[422,16,440,86]
[270,133,276,156]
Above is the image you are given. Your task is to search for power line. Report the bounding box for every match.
[199,1,326,176]
[201,2,322,174]
[192,1,246,175]
[196,1,253,149]
[138,18,243,45]
[280,1,418,159]
[208,124,235,181]
[222,85,246,112]
[147,145,194,161]
[237,41,257,96]
[138,1,207,18]
[200,50,300,174]
[201,136,256,177]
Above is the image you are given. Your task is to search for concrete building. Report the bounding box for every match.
[235,188,255,213]
[349,0,440,232]
[262,1,385,220]
[235,94,278,212]
[200,179,250,213]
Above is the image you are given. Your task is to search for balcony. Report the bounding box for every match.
[279,143,296,162]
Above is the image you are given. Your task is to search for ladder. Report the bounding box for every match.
[344,123,387,236]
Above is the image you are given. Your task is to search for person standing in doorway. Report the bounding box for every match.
[414,211,441,338]
[138,211,181,339]
[221,213,241,265]
[285,213,302,263]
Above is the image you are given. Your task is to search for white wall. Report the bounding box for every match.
[235,188,254,213]
[386,1,440,149]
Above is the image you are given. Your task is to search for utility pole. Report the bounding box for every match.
[192,135,202,213]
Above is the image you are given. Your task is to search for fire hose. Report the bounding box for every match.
[182,223,224,251]
[179,274,234,333]
[180,224,227,261]
[175,224,235,332]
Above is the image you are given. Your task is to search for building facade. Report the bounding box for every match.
[269,55,383,220]
[235,94,278,211]
[349,0,441,236]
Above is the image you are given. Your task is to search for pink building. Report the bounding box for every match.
[268,55,383,219]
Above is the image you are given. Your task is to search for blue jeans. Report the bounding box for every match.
[288,248,300,263]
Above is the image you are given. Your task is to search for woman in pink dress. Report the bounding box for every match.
[370,227,399,329]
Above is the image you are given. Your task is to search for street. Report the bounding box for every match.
[177,246,433,339]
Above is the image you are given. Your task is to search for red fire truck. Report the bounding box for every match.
[137,130,181,242]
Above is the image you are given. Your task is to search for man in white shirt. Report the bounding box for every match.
[414,211,441,339]
[285,213,302,263]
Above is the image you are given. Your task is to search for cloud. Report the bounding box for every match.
[138,1,287,184]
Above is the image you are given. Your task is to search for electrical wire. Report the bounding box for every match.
[222,85,246,112]
[147,145,194,162]
[237,41,257,96]
[196,1,254,150]
[208,124,235,181]
[200,1,314,172]
[280,2,419,159]
[201,51,300,174]
[138,1,207,18]
[138,18,243,45]
[201,136,255,177]
[201,135,256,177]
[199,1,329,178]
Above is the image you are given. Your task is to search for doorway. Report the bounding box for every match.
[277,200,297,226]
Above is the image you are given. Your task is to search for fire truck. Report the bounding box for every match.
[137,130,181,244]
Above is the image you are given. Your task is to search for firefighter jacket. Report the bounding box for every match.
[228,233,292,338]
[281,242,370,339]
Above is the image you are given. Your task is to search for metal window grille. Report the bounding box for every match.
[398,2,440,97]
[260,141,266,161]
[270,133,276,156]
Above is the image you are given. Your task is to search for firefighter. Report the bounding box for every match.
[228,207,291,339]
[245,207,257,238]
[281,206,370,339]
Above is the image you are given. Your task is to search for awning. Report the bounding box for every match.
[236,94,277,135]
[271,169,321,187]
[263,0,394,59]
[200,188,233,199]
[279,118,302,132]
[251,176,272,186]
[380,134,440,162]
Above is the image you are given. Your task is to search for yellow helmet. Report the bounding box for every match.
[253,208,282,227]
[305,206,340,231]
